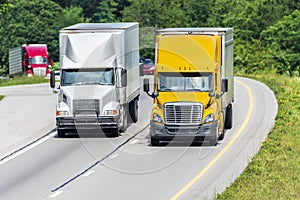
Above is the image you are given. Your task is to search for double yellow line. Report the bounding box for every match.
[170,79,254,200]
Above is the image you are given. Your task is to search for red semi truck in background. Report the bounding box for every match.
[9,44,52,77]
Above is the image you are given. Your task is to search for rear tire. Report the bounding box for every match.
[129,98,139,123]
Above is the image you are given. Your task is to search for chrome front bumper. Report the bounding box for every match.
[56,115,119,130]
[149,121,218,141]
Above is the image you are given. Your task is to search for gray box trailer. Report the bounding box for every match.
[9,47,23,77]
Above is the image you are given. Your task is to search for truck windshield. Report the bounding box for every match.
[61,68,114,86]
[29,57,47,64]
[158,72,213,92]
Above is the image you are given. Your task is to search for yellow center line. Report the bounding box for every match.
[170,79,254,200]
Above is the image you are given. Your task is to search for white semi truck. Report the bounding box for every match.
[50,23,140,137]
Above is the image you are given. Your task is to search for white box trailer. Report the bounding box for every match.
[50,23,140,137]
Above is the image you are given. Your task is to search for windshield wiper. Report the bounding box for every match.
[186,89,202,92]
[159,88,172,92]
[71,82,99,85]
[82,82,99,85]
[71,82,85,86]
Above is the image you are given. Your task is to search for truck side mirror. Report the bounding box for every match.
[121,69,127,87]
[144,78,149,92]
[222,79,228,93]
[139,62,144,76]
[50,70,56,88]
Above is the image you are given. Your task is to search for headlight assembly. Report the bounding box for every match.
[56,111,69,117]
[204,113,214,123]
[104,110,118,115]
[153,113,163,123]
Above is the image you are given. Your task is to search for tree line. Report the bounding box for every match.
[0,0,299,76]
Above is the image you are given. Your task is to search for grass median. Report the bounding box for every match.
[0,75,49,87]
[218,71,300,199]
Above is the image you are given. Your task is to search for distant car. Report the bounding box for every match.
[142,59,155,75]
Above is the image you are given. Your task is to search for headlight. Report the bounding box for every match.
[153,113,163,123]
[56,111,69,117]
[28,65,31,68]
[104,110,118,115]
[204,114,214,123]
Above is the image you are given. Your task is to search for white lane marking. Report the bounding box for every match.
[49,190,63,198]
[130,139,139,144]
[108,153,119,160]
[0,131,56,166]
[82,170,94,177]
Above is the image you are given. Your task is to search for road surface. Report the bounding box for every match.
[0,77,277,200]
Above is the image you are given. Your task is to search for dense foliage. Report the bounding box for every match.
[0,0,299,76]
[0,0,12,16]
[0,0,62,74]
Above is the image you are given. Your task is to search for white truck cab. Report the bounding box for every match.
[50,23,140,137]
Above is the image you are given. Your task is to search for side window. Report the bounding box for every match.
[214,74,217,90]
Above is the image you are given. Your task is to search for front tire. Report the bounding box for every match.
[120,105,128,132]
[150,137,160,146]
[57,128,65,138]
[218,130,225,140]
[225,104,233,129]
[108,128,119,137]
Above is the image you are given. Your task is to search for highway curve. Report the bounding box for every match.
[0,77,277,200]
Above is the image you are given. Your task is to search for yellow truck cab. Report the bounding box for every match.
[144,28,234,146]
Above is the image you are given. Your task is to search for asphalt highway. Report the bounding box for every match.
[0,77,277,200]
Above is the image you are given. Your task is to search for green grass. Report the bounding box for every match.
[0,75,49,87]
[217,71,300,199]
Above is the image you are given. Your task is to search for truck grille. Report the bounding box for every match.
[33,68,46,76]
[73,99,100,116]
[164,102,203,125]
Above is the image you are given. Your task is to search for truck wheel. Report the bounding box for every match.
[109,128,119,137]
[218,130,225,140]
[57,129,65,138]
[150,137,160,146]
[225,104,233,129]
[129,99,138,123]
[120,105,128,132]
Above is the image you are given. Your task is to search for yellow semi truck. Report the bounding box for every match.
[144,28,234,146]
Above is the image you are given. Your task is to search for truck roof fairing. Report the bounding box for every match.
[61,54,116,69]
[60,32,121,69]
[61,23,138,32]
[23,45,48,57]
[156,27,233,36]
[156,35,220,72]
